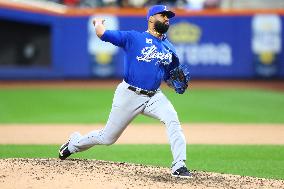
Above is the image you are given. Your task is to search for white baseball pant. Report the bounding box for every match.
[67,80,187,172]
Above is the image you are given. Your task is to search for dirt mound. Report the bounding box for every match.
[0,159,283,189]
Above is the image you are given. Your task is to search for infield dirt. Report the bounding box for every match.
[1,158,284,189]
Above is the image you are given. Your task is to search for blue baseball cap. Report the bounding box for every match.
[147,5,175,20]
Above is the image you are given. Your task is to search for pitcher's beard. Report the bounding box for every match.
[154,20,169,34]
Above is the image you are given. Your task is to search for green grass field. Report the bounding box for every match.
[0,88,284,123]
[0,88,284,180]
[1,144,283,180]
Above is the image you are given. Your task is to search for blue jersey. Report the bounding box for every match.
[101,30,179,91]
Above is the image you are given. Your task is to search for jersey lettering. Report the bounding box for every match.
[136,45,172,65]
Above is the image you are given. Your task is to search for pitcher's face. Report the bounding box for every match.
[152,13,170,34]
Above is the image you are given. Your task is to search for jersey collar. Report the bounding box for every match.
[145,31,167,41]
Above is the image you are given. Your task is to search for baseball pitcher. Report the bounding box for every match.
[59,5,191,178]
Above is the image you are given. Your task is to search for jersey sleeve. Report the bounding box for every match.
[168,41,180,68]
[163,55,179,81]
[163,40,180,81]
[101,30,132,49]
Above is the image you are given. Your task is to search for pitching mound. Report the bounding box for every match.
[0,159,283,189]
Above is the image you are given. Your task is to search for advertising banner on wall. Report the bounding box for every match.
[89,17,264,78]
[106,15,284,78]
[1,3,283,79]
[252,14,282,78]
[88,15,120,78]
[166,19,235,78]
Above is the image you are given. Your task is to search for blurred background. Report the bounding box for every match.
[0,0,283,80]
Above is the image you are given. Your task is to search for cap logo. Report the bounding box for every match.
[164,6,167,11]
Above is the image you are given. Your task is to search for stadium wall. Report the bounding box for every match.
[0,2,283,79]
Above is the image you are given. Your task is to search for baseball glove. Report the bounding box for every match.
[166,63,190,94]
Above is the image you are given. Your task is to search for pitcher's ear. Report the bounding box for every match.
[149,16,154,23]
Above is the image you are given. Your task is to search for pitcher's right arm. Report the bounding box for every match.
[92,18,106,38]
[93,18,131,49]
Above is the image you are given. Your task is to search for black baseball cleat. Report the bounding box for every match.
[58,142,72,160]
[171,166,193,178]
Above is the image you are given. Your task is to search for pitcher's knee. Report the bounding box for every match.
[165,120,184,137]
[164,119,181,129]
[160,110,179,125]
[89,129,117,145]
[100,133,118,145]
[103,137,117,145]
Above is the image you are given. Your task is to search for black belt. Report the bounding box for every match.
[128,86,156,97]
